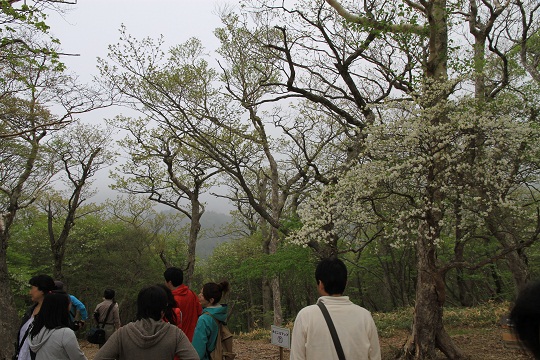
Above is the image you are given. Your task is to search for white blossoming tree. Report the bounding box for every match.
[243,0,540,358]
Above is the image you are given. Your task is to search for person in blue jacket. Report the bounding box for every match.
[55,281,88,330]
[192,280,230,360]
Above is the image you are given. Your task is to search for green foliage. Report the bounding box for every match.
[443,302,511,328]
[372,307,414,337]
[363,301,511,339]
[198,234,316,331]
[7,203,191,322]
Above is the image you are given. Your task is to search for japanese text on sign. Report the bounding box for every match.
[271,325,291,349]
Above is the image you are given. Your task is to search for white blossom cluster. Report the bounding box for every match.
[288,92,540,257]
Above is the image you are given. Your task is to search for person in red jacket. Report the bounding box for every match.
[164,267,202,341]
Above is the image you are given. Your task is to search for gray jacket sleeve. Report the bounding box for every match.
[175,327,200,360]
[62,329,88,360]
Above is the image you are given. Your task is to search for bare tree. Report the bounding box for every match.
[109,114,221,286]
[38,122,115,280]
[0,7,108,355]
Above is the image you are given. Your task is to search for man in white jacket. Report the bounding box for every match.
[290,257,381,360]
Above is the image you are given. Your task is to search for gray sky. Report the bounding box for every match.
[46,0,237,213]
[48,0,235,81]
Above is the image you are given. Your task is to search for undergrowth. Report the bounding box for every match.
[237,302,511,340]
[373,301,511,337]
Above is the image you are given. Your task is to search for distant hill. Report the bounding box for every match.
[196,211,234,258]
[159,209,234,258]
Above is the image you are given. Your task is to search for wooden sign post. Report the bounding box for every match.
[271,325,291,360]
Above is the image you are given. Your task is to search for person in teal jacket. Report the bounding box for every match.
[192,280,230,360]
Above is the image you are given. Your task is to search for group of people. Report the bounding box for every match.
[13,268,231,360]
[14,258,382,360]
[17,257,540,360]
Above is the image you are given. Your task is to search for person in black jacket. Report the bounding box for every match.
[14,274,56,360]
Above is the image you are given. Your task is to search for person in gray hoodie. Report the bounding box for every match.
[29,291,87,360]
[94,285,199,360]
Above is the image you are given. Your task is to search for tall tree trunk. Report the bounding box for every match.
[247,278,254,331]
[184,198,203,287]
[260,220,273,328]
[0,215,18,360]
[261,278,273,328]
[505,249,529,293]
[487,219,530,294]
[401,226,467,359]
[0,124,46,359]
[401,0,467,357]
[488,262,504,301]
[454,199,472,306]
[269,226,283,326]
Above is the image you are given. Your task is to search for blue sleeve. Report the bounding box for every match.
[69,295,88,321]
[192,314,216,360]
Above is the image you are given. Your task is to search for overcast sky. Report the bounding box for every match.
[46,0,238,213]
[48,0,235,80]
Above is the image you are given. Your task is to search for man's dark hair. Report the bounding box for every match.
[104,288,115,300]
[163,267,184,287]
[30,292,70,339]
[29,274,56,293]
[137,285,168,321]
[510,281,540,359]
[315,257,347,295]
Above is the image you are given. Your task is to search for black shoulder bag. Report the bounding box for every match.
[317,302,346,360]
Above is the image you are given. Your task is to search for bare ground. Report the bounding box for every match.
[80,324,534,359]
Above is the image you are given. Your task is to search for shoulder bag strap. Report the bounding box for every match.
[317,302,346,360]
[16,323,33,355]
[100,302,116,328]
[202,311,221,354]
[203,311,219,322]
[70,304,77,319]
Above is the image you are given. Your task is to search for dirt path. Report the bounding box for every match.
[80,325,534,359]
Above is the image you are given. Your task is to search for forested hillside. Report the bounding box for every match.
[2,1,540,359]
[182,211,233,258]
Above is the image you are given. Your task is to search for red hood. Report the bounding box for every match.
[171,284,190,296]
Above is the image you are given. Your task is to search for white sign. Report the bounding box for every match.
[271,325,291,349]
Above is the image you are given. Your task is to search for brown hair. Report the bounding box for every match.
[202,280,230,305]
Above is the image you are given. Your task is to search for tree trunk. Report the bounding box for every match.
[487,218,530,294]
[399,0,467,356]
[261,221,273,328]
[261,277,273,328]
[247,278,254,331]
[488,263,504,301]
[271,276,282,326]
[184,198,203,287]
[505,249,529,293]
[269,226,283,326]
[400,231,468,359]
[0,221,18,360]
